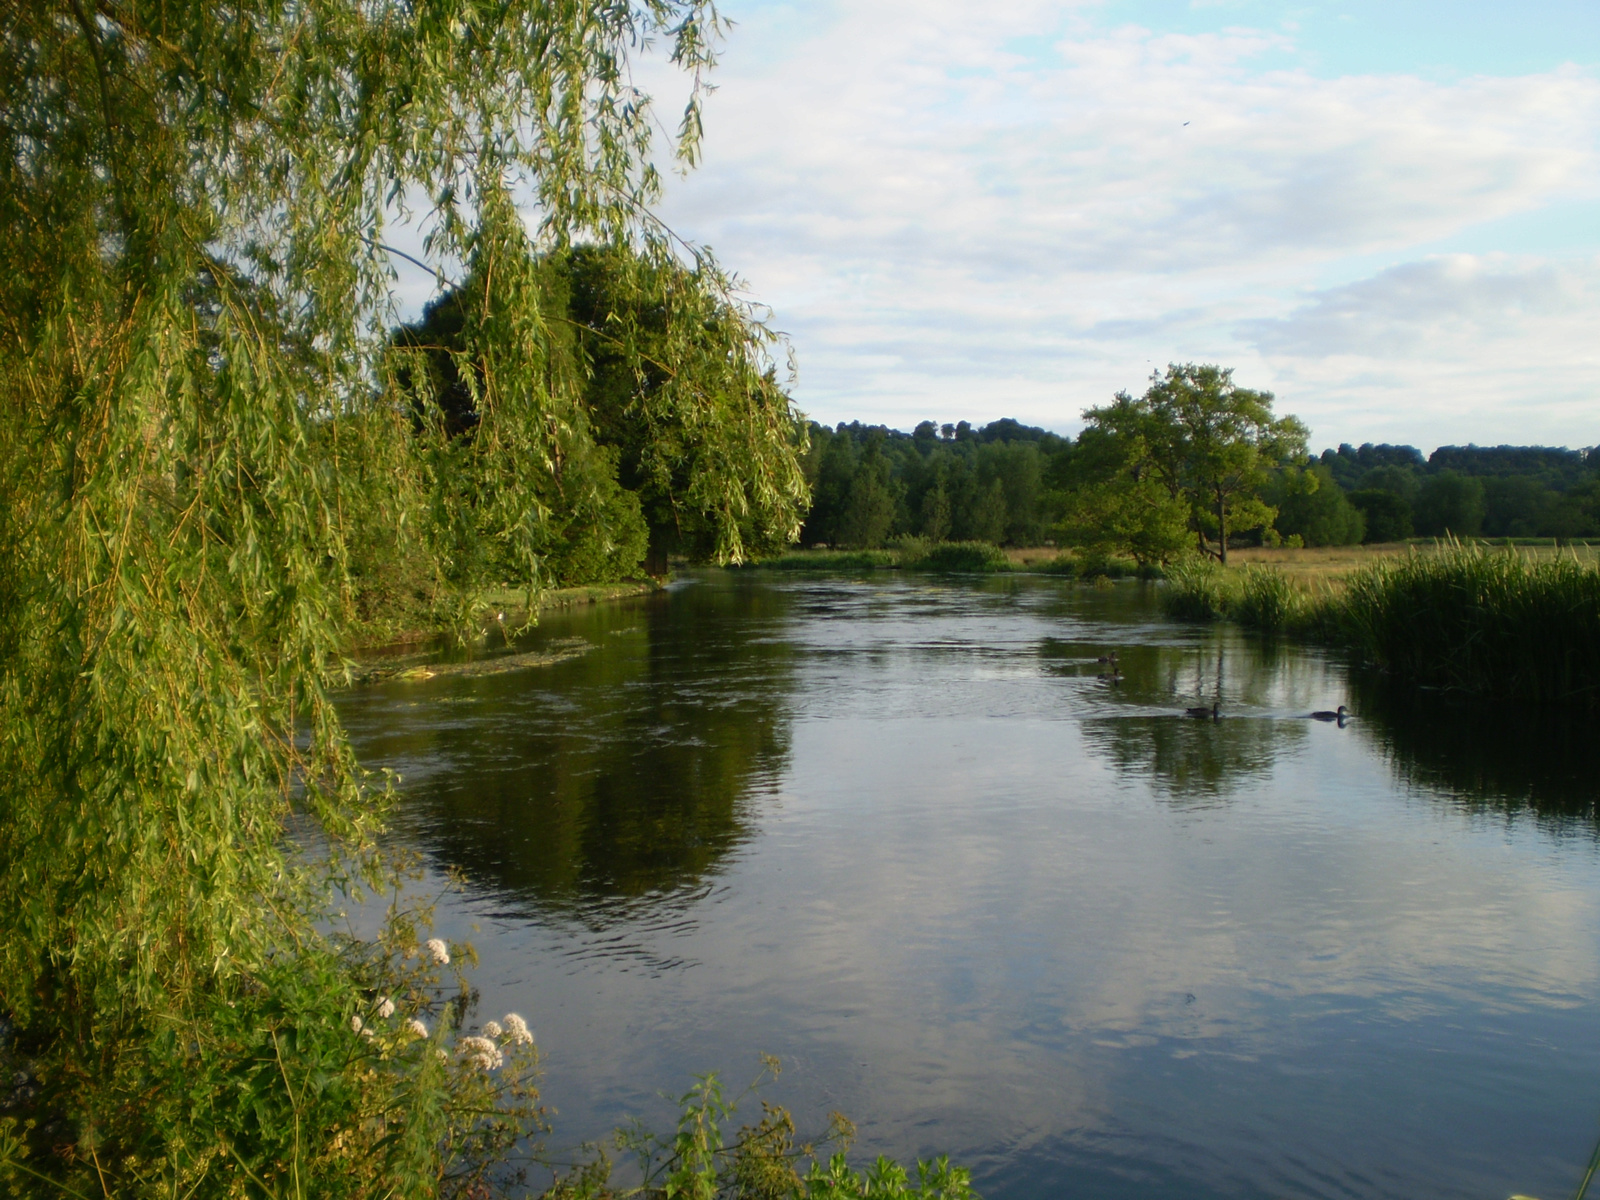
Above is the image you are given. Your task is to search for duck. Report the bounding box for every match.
[1185,703,1219,719]
[1096,651,1119,664]
[1309,705,1349,722]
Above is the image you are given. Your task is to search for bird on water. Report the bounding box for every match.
[1309,705,1349,721]
[1185,703,1219,719]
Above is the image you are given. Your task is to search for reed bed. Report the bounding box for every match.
[1160,558,1230,621]
[1162,544,1600,704]
[1340,545,1600,703]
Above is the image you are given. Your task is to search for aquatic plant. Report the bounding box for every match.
[1229,566,1302,633]
[1339,544,1600,702]
[1160,558,1229,621]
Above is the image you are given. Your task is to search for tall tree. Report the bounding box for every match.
[0,2,805,1193]
[1079,365,1307,563]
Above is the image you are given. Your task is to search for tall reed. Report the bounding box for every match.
[1230,566,1301,633]
[1160,558,1228,621]
[1339,544,1600,703]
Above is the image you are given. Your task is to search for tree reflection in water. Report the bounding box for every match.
[1061,636,1308,801]
[351,579,797,919]
[1352,673,1600,832]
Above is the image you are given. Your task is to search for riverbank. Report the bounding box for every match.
[1164,544,1600,705]
[349,579,662,653]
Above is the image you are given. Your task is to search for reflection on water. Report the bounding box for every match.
[338,580,795,916]
[1354,673,1600,828]
[338,573,1600,1200]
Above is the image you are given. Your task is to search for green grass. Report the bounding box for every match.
[758,549,899,571]
[1159,544,1600,704]
[1339,544,1600,703]
[901,541,1013,573]
[752,542,1015,574]
[1160,558,1229,621]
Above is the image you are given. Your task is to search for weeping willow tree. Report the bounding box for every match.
[390,242,805,593]
[0,2,807,1194]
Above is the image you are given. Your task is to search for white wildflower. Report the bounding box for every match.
[502,1013,533,1045]
[350,1014,365,1034]
[425,938,450,966]
[375,996,395,1019]
[405,1018,429,1040]
[482,1020,503,1040]
[435,1047,449,1063]
[457,1036,503,1071]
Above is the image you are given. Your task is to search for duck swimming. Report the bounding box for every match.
[1309,705,1349,721]
[1185,703,1219,719]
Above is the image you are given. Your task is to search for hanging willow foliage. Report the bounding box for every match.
[0,2,807,1193]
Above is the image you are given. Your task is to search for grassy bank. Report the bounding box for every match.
[1162,545,1600,704]
[350,579,663,652]
[752,543,1159,578]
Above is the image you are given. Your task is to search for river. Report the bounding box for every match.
[337,571,1600,1200]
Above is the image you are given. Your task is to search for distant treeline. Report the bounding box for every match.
[1314,442,1600,542]
[801,419,1600,551]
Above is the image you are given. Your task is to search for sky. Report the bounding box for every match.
[630,0,1600,453]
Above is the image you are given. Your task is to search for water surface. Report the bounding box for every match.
[339,572,1600,1200]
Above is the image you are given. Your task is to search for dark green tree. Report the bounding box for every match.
[1077,365,1308,564]
[1414,472,1487,537]
[1348,490,1415,543]
[1269,465,1365,547]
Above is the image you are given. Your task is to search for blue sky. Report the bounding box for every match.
[638,0,1600,452]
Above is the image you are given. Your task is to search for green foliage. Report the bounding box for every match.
[1318,443,1600,542]
[1348,490,1415,544]
[1413,473,1486,537]
[550,1064,976,1200]
[1268,466,1365,547]
[1053,424,1192,566]
[801,420,1065,549]
[0,0,812,1195]
[902,542,1013,574]
[1230,567,1302,633]
[1160,559,1229,621]
[1074,364,1307,564]
[1339,545,1600,702]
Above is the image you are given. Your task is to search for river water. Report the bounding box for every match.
[338,572,1600,1200]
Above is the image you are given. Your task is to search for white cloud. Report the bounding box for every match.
[641,2,1600,446]
[1241,255,1600,358]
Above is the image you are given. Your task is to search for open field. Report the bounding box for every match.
[999,541,1600,588]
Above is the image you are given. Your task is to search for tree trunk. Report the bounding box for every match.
[1217,495,1228,566]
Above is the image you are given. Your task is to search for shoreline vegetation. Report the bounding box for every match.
[7,0,1599,1191]
[749,540,1600,706]
[1161,543,1600,705]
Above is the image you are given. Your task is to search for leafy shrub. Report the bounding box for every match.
[1035,554,1078,576]
[903,542,1011,573]
[0,919,543,1199]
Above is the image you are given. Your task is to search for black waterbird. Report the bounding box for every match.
[1185,703,1219,719]
[1309,705,1349,721]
